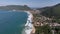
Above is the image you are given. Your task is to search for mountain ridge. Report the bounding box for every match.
[37,3,60,18]
[0,5,31,10]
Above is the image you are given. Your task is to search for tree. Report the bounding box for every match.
[35,24,52,34]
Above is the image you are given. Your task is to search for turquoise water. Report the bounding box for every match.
[0,10,28,34]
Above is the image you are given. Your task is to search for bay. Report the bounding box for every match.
[0,10,28,34]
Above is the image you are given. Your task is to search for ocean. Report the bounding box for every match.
[0,10,27,34]
[0,10,33,34]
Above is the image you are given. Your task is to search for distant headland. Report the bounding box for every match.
[0,5,31,10]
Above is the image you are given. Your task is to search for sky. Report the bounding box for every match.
[0,0,60,8]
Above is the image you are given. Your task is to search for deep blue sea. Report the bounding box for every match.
[0,10,28,34]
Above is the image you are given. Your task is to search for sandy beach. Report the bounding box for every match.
[31,26,35,34]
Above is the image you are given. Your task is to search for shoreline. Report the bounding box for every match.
[12,10,35,34]
[30,26,35,34]
[24,11,35,34]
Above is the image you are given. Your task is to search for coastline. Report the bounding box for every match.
[24,11,35,34]
[30,26,35,34]
[12,10,35,34]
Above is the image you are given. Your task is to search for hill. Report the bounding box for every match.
[0,5,31,10]
[37,3,60,19]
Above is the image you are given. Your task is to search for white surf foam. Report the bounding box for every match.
[22,11,33,34]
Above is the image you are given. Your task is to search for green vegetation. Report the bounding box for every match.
[35,25,52,34]
[37,3,60,23]
[35,3,60,34]
[52,26,60,34]
[0,5,31,10]
[37,3,60,18]
[52,19,60,24]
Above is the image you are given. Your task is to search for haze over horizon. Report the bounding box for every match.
[0,0,60,8]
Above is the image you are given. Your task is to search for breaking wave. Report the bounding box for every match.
[22,11,33,34]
